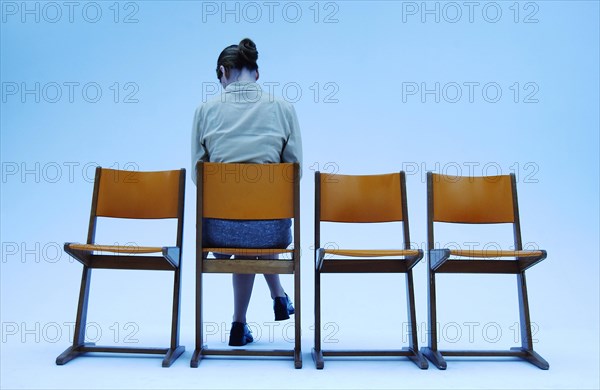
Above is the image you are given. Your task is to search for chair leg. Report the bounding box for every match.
[421,347,446,370]
[405,271,428,369]
[407,348,429,369]
[510,347,550,370]
[163,268,184,367]
[294,347,303,369]
[55,342,96,365]
[515,272,549,370]
[311,348,324,370]
[517,272,534,350]
[163,346,185,368]
[191,266,204,368]
[294,263,302,369]
[56,267,92,365]
[56,345,80,365]
[312,269,324,369]
[421,268,447,370]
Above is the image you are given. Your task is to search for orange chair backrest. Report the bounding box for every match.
[200,162,296,220]
[319,173,403,223]
[430,173,515,224]
[96,168,182,219]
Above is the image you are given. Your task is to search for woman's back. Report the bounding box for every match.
[192,81,302,183]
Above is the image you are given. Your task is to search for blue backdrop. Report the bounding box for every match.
[1,1,598,389]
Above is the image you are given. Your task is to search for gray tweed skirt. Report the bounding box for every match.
[202,218,292,259]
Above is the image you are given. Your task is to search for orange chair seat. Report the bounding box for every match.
[324,249,421,257]
[449,250,544,258]
[68,243,164,254]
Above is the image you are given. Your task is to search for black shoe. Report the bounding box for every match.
[274,293,295,321]
[228,322,253,346]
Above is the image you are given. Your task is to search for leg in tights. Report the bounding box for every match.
[232,254,287,323]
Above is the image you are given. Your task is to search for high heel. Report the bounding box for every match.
[273,293,295,321]
[228,322,254,346]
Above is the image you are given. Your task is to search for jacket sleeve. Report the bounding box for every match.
[281,103,303,177]
[191,105,208,185]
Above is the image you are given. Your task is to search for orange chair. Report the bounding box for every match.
[311,171,428,369]
[56,167,186,367]
[421,172,548,369]
[191,162,301,368]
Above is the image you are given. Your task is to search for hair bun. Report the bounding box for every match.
[237,38,258,69]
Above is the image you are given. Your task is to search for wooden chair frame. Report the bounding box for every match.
[56,167,186,367]
[191,162,302,369]
[311,171,428,369]
[421,172,549,370]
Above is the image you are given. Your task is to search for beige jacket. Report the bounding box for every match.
[191,81,303,184]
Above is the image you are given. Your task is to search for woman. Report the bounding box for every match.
[191,38,303,346]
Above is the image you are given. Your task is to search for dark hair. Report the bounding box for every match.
[216,38,259,80]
